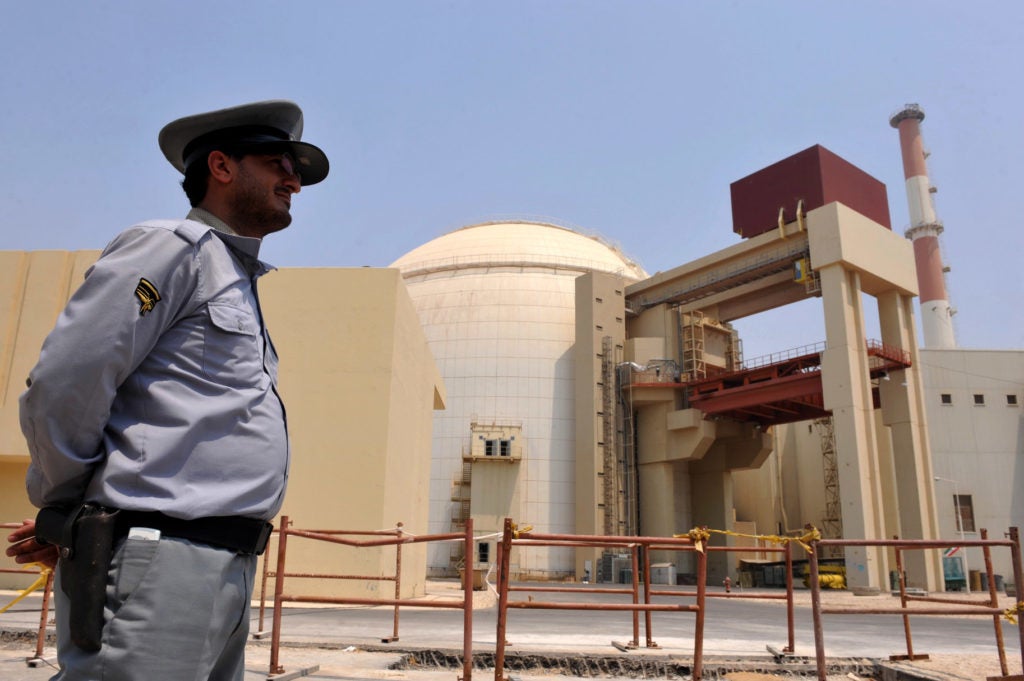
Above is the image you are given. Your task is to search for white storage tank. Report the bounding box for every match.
[391,221,646,577]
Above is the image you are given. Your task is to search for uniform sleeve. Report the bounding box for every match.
[21,226,202,508]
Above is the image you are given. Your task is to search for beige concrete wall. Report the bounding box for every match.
[259,267,443,598]
[625,338,664,366]
[735,412,897,534]
[573,272,628,578]
[807,202,918,297]
[628,304,673,353]
[921,348,1024,580]
[0,255,443,597]
[0,251,100,460]
[1,251,102,538]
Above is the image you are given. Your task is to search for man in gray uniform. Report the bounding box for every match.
[5,100,329,679]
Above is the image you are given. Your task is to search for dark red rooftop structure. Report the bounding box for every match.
[730,144,891,239]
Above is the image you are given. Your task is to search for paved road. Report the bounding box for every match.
[265,586,1015,658]
[2,583,1020,680]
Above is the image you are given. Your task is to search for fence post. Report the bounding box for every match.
[630,544,640,648]
[461,517,474,681]
[809,536,826,681]
[494,518,514,681]
[693,544,706,681]
[268,515,290,676]
[386,522,403,643]
[784,540,795,653]
[642,544,655,648]
[891,542,924,660]
[979,529,1009,676]
[30,570,53,663]
[1007,527,1024,676]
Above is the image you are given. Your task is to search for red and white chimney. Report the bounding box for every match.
[890,104,956,349]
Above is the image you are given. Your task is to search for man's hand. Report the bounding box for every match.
[5,519,58,569]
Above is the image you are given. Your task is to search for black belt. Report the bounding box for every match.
[115,511,273,556]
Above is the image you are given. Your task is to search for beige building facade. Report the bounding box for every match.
[3,210,1018,597]
[0,251,444,597]
[574,203,943,590]
[735,347,1024,586]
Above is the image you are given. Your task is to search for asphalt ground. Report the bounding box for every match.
[2,582,1021,680]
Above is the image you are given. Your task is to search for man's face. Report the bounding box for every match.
[227,153,302,238]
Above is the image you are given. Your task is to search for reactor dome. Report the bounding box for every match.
[391,221,646,578]
[391,220,646,278]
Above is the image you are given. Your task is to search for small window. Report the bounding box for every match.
[940,393,952,405]
[973,394,985,406]
[485,440,498,456]
[500,440,511,457]
[1008,394,1019,406]
[595,297,603,303]
[478,542,490,564]
[595,324,603,331]
[954,494,976,533]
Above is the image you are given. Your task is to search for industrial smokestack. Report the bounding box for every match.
[890,103,956,349]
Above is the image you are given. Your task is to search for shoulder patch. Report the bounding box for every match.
[135,278,161,316]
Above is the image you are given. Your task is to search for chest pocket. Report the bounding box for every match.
[203,302,267,389]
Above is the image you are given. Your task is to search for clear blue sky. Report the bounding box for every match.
[3,2,1021,358]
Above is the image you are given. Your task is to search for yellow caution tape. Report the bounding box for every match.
[0,563,52,615]
[674,526,822,555]
[511,522,533,539]
[1003,602,1024,625]
[687,527,711,554]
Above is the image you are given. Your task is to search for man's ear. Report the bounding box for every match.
[207,150,236,186]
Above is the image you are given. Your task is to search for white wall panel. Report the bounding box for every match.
[393,222,646,576]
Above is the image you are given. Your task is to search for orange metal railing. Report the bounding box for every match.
[494,518,707,681]
[491,521,804,681]
[640,541,797,654]
[263,516,478,680]
[807,527,1024,681]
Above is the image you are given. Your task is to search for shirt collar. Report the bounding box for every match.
[186,207,275,276]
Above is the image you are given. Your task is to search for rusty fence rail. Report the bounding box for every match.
[265,515,478,680]
[494,518,708,681]
[0,521,54,667]
[808,527,1024,681]
[255,522,408,642]
[641,542,798,654]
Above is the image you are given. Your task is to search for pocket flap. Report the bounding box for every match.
[207,302,258,336]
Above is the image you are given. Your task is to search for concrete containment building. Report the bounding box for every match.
[390,221,646,578]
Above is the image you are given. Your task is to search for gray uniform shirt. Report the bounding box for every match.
[21,210,289,520]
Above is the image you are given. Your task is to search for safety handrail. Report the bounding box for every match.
[266,516,478,681]
[806,528,1024,681]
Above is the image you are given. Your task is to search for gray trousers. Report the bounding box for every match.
[52,535,257,681]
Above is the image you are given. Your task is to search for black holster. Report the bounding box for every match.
[35,504,120,652]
